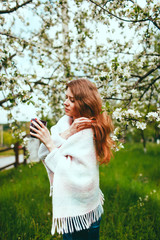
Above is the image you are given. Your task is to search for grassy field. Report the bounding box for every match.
[0,148,23,158]
[0,143,160,240]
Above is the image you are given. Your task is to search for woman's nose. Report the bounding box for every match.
[64,99,69,106]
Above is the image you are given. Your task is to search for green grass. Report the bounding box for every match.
[0,149,23,158]
[100,143,160,240]
[0,143,160,240]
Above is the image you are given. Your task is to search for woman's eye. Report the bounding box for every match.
[70,99,75,103]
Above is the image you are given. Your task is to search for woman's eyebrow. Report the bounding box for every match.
[66,94,74,99]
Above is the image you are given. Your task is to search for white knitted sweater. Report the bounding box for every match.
[38,115,104,235]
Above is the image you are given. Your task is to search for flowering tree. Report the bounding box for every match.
[87,0,160,150]
[0,0,159,150]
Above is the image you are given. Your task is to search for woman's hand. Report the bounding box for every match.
[60,117,95,139]
[30,119,55,152]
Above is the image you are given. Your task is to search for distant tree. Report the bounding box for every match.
[3,131,15,147]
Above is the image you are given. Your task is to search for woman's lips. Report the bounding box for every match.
[65,108,69,112]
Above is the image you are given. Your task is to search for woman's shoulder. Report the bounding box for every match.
[50,115,70,133]
[56,115,69,125]
[69,128,94,143]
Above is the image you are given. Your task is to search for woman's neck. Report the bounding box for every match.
[69,116,74,125]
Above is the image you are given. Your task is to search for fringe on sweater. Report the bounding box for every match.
[51,190,104,235]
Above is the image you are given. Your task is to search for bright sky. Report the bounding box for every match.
[0,104,38,124]
[137,0,147,8]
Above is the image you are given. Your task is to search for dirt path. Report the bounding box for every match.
[0,154,24,170]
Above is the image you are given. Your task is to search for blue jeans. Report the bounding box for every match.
[63,217,101,240]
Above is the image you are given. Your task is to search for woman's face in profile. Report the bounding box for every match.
[64,87,78,119]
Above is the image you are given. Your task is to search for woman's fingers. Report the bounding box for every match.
[77,118,96,124]
[30,119,53,150]
[76,121,93,131]
[77,125,91,132]
[75,119,91,128]
[31,118,45,130]
[30,129,39,137]
[75,118,91,125]
[74,117,88,123]
[30,119,48,140]
[78,117,91,121]
[30,125,39,134]
[35,118,46,128]
[69,117,96,135]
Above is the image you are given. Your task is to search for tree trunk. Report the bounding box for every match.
[141,130,147,153]
[14,142,19,167]
[23,146,27,165]
[61,0,71,78]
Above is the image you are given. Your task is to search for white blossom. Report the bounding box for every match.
[131,89,137,93]
[21,131,26,137]
[0,51,6,58]
[111,134,118,142]
[22,136,29,147]
[123,66,131,78]
[124,109,141,118]
[136,121,146,130]
[116,86,121,94]
[100,71,108,77]
[156,117,160,122]
[112,108,123,121]
[146,112,159,120]
[114,127,120,135]
[119,142,124,149]
[116,66,123,75]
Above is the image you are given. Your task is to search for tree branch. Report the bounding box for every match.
[0,31,62,50]
[88,0,160,30]
[103,97,131,101]
[147,86,154,113]
[106,50,160,57]
[0,0,32,14]
[0,93,20,106]
[31,80,48,86]
[132,63,160,85]
[139,75,160,101]
[0,31,28,42]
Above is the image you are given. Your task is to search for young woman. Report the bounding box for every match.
[30,79,114,240]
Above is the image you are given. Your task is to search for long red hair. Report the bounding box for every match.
[66,79,114,164]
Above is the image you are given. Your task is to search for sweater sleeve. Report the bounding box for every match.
[38,128,66,161]
[44,128,96,174]
[38,116,67,161]
[38,116,68,196]
[50,125,66,148]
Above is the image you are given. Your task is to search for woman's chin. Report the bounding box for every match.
[65,111,71,117]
